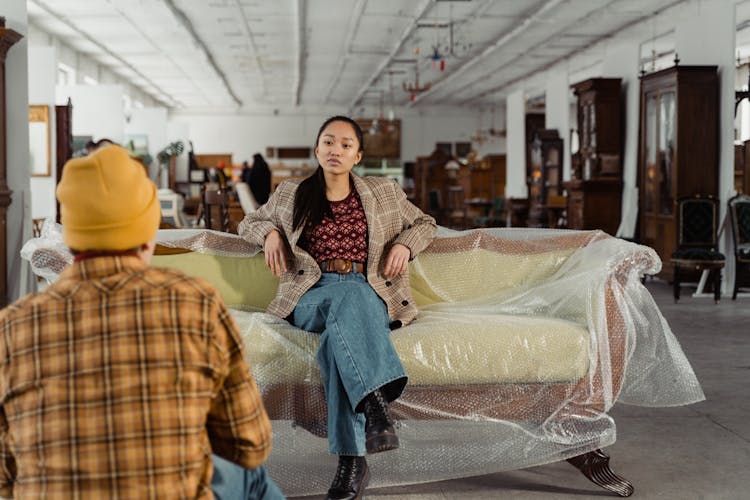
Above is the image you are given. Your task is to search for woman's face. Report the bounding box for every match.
[315,120,362,177]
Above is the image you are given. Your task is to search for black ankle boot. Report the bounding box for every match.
[363,389,399,454]
[325,456,369,500]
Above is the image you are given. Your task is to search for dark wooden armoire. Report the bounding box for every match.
[637,65,719,279]
[564,78,623,235]
[0,21,23,307]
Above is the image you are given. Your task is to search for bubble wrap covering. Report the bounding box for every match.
[21,224,705,495]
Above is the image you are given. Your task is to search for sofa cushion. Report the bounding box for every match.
[153,240,578,308]
[230,309,589,386]
[152,252,278,309]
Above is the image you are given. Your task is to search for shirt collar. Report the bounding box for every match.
[60,254,148,282]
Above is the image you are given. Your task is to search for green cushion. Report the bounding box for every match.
[151,252,278,309]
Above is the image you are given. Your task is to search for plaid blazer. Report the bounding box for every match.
[237,174,437,325]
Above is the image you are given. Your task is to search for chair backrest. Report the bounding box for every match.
[157,189,186,228]
[446,185,465,213]
[728,193,750,250]
[203,188,231,232]
[676,195,719,248]
[235,181,259,214]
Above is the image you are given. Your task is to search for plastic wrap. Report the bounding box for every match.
[21,225,704,495]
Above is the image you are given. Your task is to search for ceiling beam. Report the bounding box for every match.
[294,0,306,106]
[348,0,435,112]
[323,0,368,105]
[30,0,177,108]
[464,0,689,104]
[407,0,566,108]
[235,0,267,101]
[163,0,243,107]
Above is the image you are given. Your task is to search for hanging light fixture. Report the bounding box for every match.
[403,49,432,102]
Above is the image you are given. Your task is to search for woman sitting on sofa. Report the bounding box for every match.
[237,115,436,500]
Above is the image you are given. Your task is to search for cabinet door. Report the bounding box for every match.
[644,93,658,214]
[657,91,676,215]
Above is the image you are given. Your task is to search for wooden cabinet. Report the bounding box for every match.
[637,65,719,278]
[738,140,750,195]
[1,23,23,307]
[564,178,622,235]
[565,78,623,234]
[527,129,563,227]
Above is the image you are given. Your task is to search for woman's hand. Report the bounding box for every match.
[264,229,291,276]
[383,243,411,278]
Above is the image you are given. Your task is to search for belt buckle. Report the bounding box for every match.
[333,259,352,274]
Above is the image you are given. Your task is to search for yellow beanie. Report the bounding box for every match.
[56,145,161,251]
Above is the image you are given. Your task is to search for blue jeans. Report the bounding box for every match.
[211,454,285,499]
[291,272,408,456]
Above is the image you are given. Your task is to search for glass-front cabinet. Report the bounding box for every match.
[637,66,718,278]
[527,129,563,227]
[564,78,623,235]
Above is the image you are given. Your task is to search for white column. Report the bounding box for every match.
[505,89,527,203]
[28,46,58,220]
[675,0,735,293]
[602,42,640,238]
[544,70,571,182]
[5,0,34,302]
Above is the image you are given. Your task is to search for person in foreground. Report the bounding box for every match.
[0,145,284,499]
[237,116,437,499]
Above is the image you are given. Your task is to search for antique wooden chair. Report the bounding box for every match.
[202,187,232,232]
[728,193,750,299]
[445,185,467,229]
[670,195,725,303]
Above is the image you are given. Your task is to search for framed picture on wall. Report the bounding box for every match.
[29,105,51,177]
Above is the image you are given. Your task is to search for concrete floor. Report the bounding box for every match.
[292,280,750,499]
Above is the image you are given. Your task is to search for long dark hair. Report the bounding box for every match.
[293,116,364,231]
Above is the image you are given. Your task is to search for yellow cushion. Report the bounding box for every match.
[231,310,589,385]
[409,247,575,305]
[151,252,278,309]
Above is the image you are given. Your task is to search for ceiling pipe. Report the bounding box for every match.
[163,0,243,107]
[407,0,566,108]
[323,0,368,105]
[294,0,306,106]
[30,0,177,108]
[235,0,267,100]
[348,0,435,112]
[464,0,689,104]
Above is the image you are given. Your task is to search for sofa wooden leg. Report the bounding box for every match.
[566,448,634,497]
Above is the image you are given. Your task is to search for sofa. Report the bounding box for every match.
[23,224,705,497]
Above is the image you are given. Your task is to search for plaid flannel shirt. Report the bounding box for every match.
[0,256,271,499]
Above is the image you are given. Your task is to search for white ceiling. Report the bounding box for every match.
[25,0,750,112]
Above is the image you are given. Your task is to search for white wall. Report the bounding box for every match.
[545,70,571,182]
[506,89,527,199]
[56,84,125,142]
[5,0,34,302]
[28,46,57,220]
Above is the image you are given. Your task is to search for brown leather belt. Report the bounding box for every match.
[319,258,365,274]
